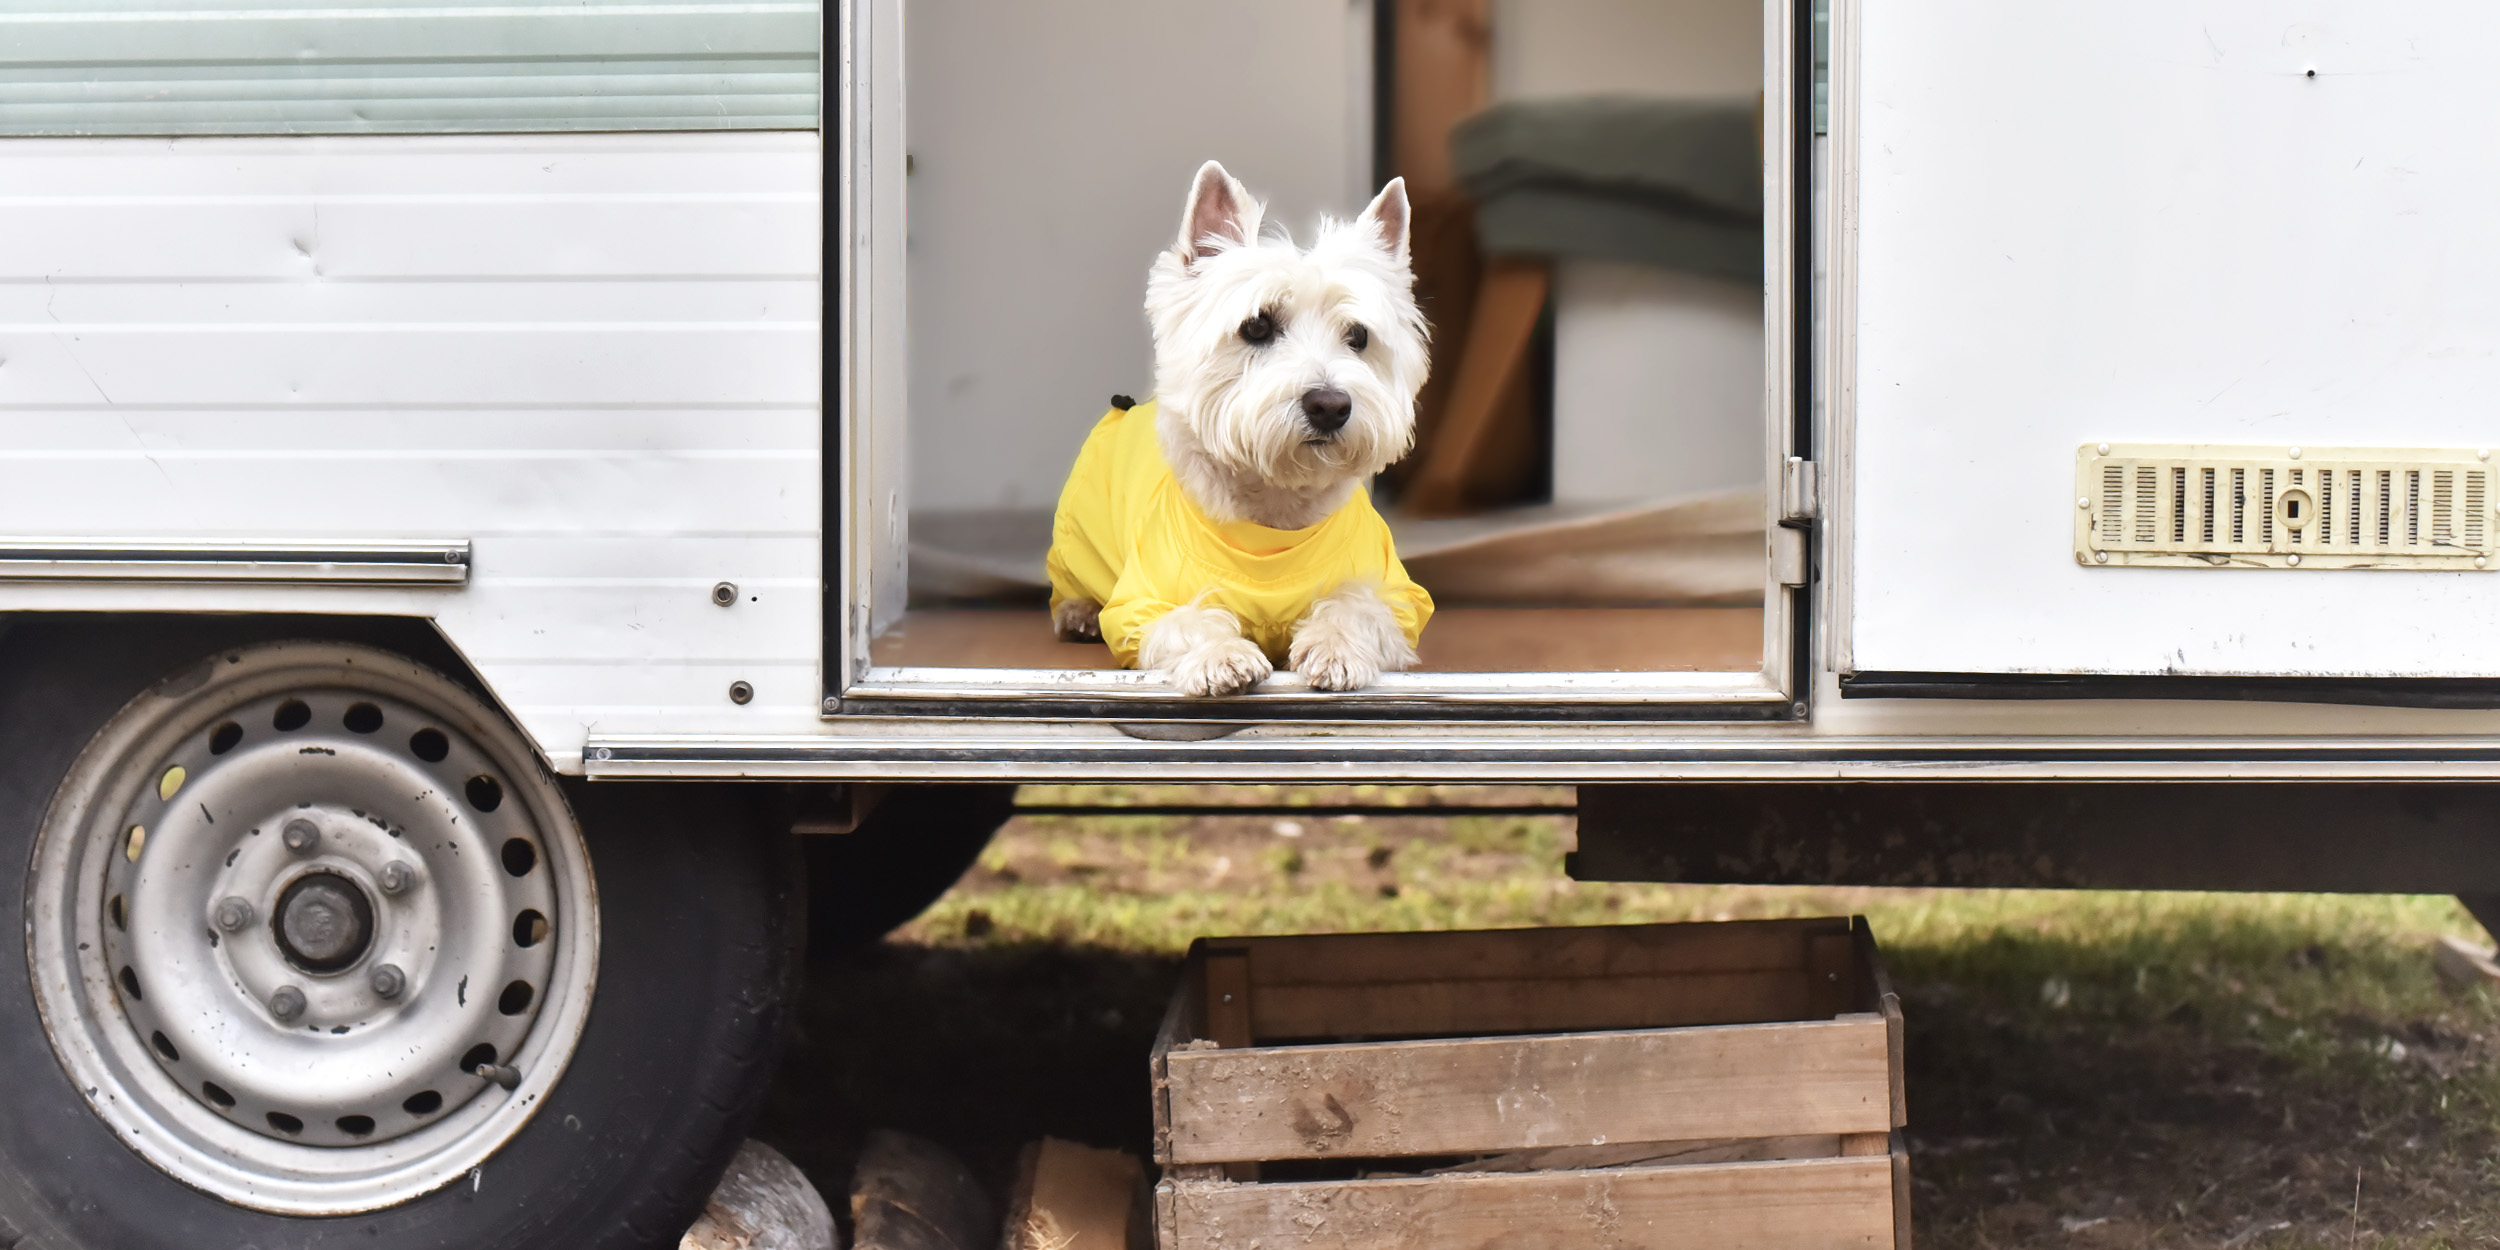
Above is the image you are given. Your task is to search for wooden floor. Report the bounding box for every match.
[871,608,1763,673]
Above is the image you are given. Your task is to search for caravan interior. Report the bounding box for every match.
[875,0,1783,690]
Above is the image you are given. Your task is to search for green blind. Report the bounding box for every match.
[0,1,821,136]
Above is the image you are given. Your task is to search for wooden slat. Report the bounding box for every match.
[1163,1016,1893,1164]
[1201,951,1254,1048]
[1434,1134,1843,1174]
[1158,1156,1897,1250]
[1890,1135,1915,1250]
[1399,258,1551,516]
[1217,918,1852,987]
[1249,970,1822,1040]
[1853,920,1909,1128]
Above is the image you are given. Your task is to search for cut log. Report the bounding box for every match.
[852,1130,997,1250]
[998,1138,1146,1250]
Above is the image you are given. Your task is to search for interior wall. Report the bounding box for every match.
[906,0,1372,512]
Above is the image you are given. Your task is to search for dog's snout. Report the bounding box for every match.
[1301,388,1353,435]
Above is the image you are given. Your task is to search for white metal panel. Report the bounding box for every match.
[1843,1,2500,679]
[0,134,823,769]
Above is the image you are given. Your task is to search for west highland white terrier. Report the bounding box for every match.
[1044,161,1435,696]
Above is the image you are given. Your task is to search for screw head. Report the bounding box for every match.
[268,985,307,1022]
[377,861,416,895]
[711,581,739,607]
[214,896,255,933]
[281,818,319,854]
[2093,550,2108,564]
[370,964,406,999]
[728,680,754,705]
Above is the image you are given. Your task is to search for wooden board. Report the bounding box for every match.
[1214,917,1858,988]
[1245,972,1839,1041]
[869,606,1762,672]
[1162,1016,1893,1165]
[1156,1155,1898,1250]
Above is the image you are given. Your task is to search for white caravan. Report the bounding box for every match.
[5,1,2499,1245]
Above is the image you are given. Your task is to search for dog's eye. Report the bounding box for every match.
[1346,323,1369,352]
[1238,312,1276,346]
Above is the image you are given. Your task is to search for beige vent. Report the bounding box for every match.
[2074,444,2496,570]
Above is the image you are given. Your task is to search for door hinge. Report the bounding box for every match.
[1780,457,1820,523]
[1773,525,1811,586]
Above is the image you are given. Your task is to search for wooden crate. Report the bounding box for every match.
[1149,917,1909,1250]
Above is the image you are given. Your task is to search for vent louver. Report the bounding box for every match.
[2075,445,2496,570]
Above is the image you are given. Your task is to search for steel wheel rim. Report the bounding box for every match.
[26,643,598,1215]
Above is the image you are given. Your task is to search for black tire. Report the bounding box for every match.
[804,785,1016,953]
[0,617,803,1250]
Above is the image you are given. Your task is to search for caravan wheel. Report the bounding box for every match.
[0,628,800,1249]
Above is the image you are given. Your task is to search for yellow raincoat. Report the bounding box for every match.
[1046,399,1432,669]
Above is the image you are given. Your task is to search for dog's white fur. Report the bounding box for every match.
[1072,162,1428,696]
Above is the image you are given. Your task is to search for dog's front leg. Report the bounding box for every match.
[1140,602,1271,697]
[1289,583,1417,692]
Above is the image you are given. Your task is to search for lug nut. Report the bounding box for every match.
[377,862,417,895]
[475,1063,522,1090]
[281,819,320,854]
[268,985,307,1022]
[214,896,255,933]
[369,963,406,999]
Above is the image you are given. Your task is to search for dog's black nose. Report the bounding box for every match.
[1301,388,1352,435]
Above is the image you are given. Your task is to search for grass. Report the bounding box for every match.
[757,786,2500,1249]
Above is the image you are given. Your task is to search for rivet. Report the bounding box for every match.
[593,746,612,762]
[728,680,754,705]
[2093,551,2108,564]
[268,985,307,1022]
[377,862,416,895]
[2096,442,2110,456]
[214,897,254,933]
[710,581,739,607]
[281,818,319,854]
[370,964,406,999]
[2078,497,2092,510]
[2288,447,2301,459]
[2479,556,2489,568]
[2287,553,2301,566]
[2480,450,2491,462]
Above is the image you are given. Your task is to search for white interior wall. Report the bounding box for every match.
[906,0,1371,512]
[1494,0,1764,505]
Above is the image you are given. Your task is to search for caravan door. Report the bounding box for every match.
[1832,1,2500,695]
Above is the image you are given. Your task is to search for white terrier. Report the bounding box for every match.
[1044,161,1434,696]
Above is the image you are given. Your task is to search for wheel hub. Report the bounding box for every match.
[273,871,375,973]
[26,644,599,1214]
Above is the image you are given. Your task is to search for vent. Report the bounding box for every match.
[2075,444,2496,570]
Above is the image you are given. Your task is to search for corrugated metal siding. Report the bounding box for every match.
[0,2,820,135]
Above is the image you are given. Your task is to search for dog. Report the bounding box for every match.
[1044,160,1433,697]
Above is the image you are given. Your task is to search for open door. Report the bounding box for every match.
[832,0,1814,721]
[1833,0,2500,696]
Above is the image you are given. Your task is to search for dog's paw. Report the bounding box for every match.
[1052,598,1102,641]
[1169,638,1271,697]
[1290,634,1380,691]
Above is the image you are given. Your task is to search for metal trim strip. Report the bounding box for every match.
[0,539,469,585]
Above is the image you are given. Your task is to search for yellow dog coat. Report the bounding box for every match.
[1045,399,1433,669]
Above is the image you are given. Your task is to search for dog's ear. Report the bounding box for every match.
[1354,177,1411,266]
[1177,160,1260,264]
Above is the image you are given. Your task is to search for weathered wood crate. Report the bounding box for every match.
[1149,917,1908,1250]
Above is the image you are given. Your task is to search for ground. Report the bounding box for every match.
[750,786,2500,1249]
